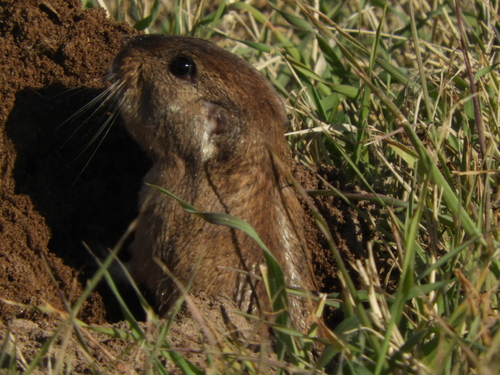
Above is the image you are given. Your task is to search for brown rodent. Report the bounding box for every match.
[110,34,317,327]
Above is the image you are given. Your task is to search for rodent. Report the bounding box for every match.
[110,34,317,327]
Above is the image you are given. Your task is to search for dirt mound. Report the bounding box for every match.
[0,0,145,324]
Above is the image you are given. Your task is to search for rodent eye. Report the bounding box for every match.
[170,56,195,79]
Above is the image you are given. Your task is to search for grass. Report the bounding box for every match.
[8,0,499,373]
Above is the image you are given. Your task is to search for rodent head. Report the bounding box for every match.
[110,35,287,168]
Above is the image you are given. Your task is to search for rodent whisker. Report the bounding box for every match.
[59,85,113,138]
[70,106,118,184]
[61,82,124,183]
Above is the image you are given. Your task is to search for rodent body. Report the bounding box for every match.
[110,35,316,324]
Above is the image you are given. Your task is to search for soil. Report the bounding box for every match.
[0,0,389,372]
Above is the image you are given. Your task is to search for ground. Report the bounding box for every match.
[0,0,382,372]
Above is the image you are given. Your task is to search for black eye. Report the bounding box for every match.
[170,56,195,79]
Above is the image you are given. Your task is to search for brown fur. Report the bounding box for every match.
[110,35,316,326]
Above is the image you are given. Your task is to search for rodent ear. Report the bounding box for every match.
[204,102,231,136]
